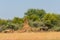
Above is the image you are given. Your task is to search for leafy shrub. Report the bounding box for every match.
[52,26,60,31]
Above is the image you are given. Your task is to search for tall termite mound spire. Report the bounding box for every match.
[19,16,32,32]
[23,16,29,28]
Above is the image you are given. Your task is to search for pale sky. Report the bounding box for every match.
[0,0,60,19]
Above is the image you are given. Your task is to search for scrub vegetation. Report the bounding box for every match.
[0,9,60,33]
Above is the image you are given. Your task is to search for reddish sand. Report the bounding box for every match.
[0,32,60,40]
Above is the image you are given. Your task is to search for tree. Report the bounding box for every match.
[42,13,59,29]
[0,19,8,25]
[12,17,24,24]
[25,9,46,21]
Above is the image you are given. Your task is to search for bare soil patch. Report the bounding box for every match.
[0,32,60,40]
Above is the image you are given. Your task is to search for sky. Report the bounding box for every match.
[0,0,60,19]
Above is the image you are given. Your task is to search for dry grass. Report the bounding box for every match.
[0,32,60,40]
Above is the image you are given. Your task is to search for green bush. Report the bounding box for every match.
[52,26,60,31]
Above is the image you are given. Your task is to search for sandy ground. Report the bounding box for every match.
[0,32,60,40]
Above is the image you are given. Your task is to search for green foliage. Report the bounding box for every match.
[29,21,40,28]
[42,13,59,29]
[0,9,60,32]
[52,26,60,31]
[25,9,46,21]
[0,19,8,25]
[12,17,24,24]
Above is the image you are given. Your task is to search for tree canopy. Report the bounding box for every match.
[0,9,60,32]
